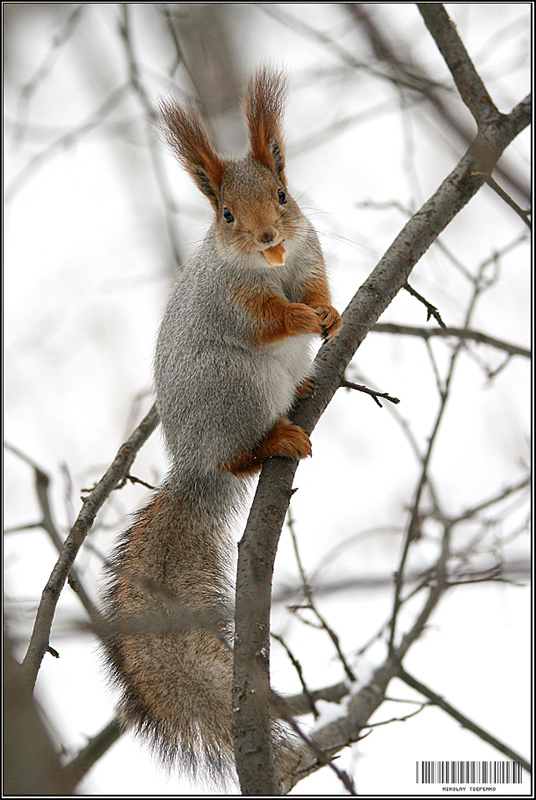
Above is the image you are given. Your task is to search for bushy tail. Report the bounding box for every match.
[101,468,305,788]
[101,470,242,783]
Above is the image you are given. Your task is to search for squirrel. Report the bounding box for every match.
[100,67,343,789]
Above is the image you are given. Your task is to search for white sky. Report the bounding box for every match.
[4,3,531,795]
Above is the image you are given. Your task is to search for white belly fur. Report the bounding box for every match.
[257,333,315,420]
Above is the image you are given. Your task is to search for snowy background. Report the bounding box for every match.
[4,3,531,795]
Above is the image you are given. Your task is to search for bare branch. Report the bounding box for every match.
[233,91,530,792]
[371,323,530,359]
[61,717,123,791]
[21,404,159,690]
[272,633,319,719]
[417,4,499,126]
[340,379,400,407]
[286,680,349,718]
[483,175,531,228]
[404,282,447,328]
[287,509,356,683]
[399,669,531,773]
[450,475,530,524]
[4,443,95,618]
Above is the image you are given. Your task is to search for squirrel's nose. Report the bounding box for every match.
[256,227,278,246]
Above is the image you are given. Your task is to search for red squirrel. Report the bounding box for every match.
[101,67,342,789]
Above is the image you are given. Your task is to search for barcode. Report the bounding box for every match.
[416,761,523,784]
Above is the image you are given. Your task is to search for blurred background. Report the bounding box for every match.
[4,3,531,795]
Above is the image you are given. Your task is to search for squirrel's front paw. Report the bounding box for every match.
[315,305,343,341]
[286,303,324,336]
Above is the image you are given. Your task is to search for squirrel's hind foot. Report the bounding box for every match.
[221,416,311,477]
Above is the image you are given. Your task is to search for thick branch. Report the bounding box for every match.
[347,3,529,201]
[232,468,294,794]
[232,98,530,793]
[417,4,498,125]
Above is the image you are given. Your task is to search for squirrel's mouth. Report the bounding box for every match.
[261,242,286,267]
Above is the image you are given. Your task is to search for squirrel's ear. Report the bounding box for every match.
[160,100,225,209]
[245,68,288,185]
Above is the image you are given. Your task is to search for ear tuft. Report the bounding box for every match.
[245,67,288,182]
[160,99,225,207]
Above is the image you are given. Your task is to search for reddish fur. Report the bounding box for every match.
[233,289,323,344]
[295,377,315,399]
[106,68,342,788]
[314,305,344,341]
[160,101,225,204]
[221,415,311,476]
[301,270,330,307]
[233,271,343,345]
[245,68,287,182]
[302,273,343,341]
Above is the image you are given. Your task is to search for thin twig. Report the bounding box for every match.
[287,509,356,683]
[456,477,530,523]
[362,702,428,728]
[340,378,400,407]
[483,175,531,228]
[404,282,447,329]
[272,633,319,718]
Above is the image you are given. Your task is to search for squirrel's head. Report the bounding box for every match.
[160,67,304,267]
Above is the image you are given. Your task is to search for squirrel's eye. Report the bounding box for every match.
[223,207,234,223]
[278,188,287,205]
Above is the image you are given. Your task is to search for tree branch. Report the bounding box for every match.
[4,443,96,618]
[403,282,447,328]
[346,3,530,201]
[340,379,400,407]
[232,76,530,794]
[398,668,531,773]
[289,521,451,788]
[417,3,499,126]
[21,404,159,690]
[61,717,123,791]
[483,175,531,228]
[371,323,530,359]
